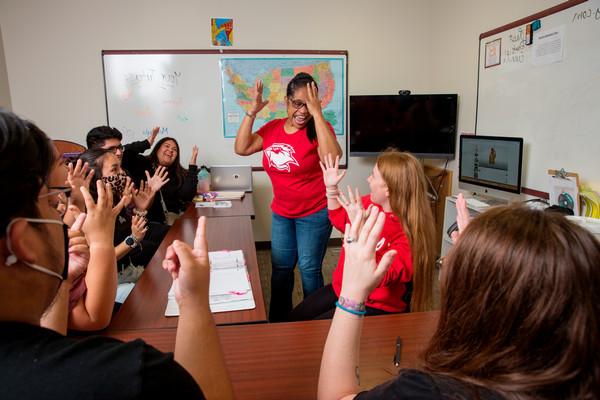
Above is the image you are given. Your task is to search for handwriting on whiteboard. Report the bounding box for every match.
[503,26,526,65]
[125,69,182,90]
[572,7,600,22]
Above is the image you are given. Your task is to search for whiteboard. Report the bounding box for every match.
[103,50,348,169]
[476,0,600,194]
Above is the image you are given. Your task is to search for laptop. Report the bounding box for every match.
[210,165,253,192]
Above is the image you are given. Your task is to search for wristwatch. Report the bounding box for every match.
[125,235,139,249]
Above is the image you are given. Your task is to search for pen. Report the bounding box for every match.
[393,336,402,367]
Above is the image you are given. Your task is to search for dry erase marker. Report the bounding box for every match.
[525,24,533,45]
[393,337,402,367]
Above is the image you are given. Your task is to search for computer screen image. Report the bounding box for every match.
[459,135,523,194]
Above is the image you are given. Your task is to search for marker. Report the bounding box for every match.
[393,336,402,367]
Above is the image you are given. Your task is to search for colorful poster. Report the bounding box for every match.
[220,57,346,138]
[211,18,233,47]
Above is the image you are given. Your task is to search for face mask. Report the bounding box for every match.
[101,173,128,195]
[5,218,69,281]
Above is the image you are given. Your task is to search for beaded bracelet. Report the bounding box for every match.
[335,301,366,316]
[133,208,148,217]
[338,296,366,312]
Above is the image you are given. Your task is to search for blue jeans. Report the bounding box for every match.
[269,207,332,322]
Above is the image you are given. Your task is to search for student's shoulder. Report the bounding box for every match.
[7,326,202,399]
[356,369,504,400]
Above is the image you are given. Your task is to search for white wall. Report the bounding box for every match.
[428,0,567,193]
[0,0,436,241]
[0,0,578,241]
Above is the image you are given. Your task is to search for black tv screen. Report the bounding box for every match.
[349,94,458,158]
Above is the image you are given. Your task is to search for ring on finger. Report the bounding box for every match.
[346,237,356,244]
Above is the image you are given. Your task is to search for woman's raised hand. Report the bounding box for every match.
[189,145,199,166]
[337,185,370,229]
[80,180,129,247]
[249,79,269,116]
[67,159,94,211]
[148,126,160,146]
[67,159,94,192]
[145,166,170,193]
[122,177,134,201]
[67,213,90,284]
[131,214,148,241]
[340,207,397,302]
[132,180,154,211]
[305,81,323,117]
[451,193,471,243]
[320,153,346,188]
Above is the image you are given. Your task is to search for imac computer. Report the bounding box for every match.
[458,134,524,204]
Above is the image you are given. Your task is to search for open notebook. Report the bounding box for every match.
[165,250,255,316]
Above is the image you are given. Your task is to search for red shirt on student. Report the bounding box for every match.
[329,196,413,312]
[257,118,335,218]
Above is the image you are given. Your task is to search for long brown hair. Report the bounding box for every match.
[424,206,600,399]
[376,150,436,312]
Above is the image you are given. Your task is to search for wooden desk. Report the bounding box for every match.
[109,207,267,330]
[194,193,255,219]
[107,311,438,400]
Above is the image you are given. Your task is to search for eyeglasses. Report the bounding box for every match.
[105,144,124,153]
[289,99,308,110]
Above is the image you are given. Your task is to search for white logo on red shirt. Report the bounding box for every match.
[264,143,299,172]
[375,237,386,251]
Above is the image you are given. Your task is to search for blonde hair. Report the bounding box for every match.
[377,150,436,311]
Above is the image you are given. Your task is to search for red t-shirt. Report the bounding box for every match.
[257,118,334,218]
[330,196,413,312]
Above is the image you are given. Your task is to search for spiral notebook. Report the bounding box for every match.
[165,250,255,316]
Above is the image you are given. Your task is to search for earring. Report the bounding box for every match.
[6,254,17,266]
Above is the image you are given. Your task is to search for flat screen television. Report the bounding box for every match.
[458,134,523,195]
[349,94,458,158]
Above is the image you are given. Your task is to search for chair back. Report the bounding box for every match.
[53,140,86,158]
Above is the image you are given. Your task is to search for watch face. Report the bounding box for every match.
[125,237,135,247]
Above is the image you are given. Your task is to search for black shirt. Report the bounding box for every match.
[122,141,198,223]
[355,369,504,400]
[0,321,204,400]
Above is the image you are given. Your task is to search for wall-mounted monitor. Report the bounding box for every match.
[459,134,523,195]
[349,94,458,159]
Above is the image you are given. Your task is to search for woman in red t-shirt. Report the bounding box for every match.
[234,72,342,322]
[289,150,436,320]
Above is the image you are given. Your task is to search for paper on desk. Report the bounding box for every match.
[165,249,255,316]
[195,200,232,208]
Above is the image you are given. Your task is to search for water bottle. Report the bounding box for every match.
[197,165,211,194]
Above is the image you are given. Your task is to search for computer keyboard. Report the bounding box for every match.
[465,197,489,208]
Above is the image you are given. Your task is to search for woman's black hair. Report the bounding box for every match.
[0,109,54,232]
[77,148,114,199]
[286,72,318,143]
[147,137,185,188]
